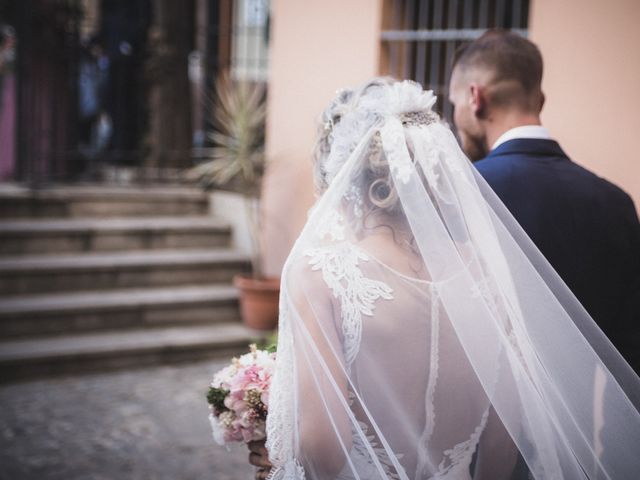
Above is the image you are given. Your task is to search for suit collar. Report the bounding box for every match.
[485,138,568,160]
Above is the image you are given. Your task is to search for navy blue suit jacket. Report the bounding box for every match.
[475,138,640,371]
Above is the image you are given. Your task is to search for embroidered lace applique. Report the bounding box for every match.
[341,421,405,480]
[380,120,413,185]
[305,243,394,368]
[431,409,490,479]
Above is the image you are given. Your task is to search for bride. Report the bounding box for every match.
[255,78,640,479]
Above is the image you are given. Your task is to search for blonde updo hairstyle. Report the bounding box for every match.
[313,77,436,238]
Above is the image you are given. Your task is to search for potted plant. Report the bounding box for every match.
[189,75,279,331]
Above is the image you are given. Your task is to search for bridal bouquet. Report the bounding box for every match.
[207,344,276,445]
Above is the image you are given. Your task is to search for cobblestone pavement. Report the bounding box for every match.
[0,360,257,480]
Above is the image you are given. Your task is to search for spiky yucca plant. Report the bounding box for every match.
[190,76,266,196]
[189,75,267,277]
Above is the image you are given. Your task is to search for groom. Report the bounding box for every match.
[448,30,640,372]
[448,29,640,480]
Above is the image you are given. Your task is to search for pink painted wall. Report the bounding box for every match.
[262,0,640,276]
[529,0,640,207]
[262,0,383,275]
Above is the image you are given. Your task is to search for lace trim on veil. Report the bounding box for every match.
[266,290,297,469]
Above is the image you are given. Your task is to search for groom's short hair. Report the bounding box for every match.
[453,30,544,111]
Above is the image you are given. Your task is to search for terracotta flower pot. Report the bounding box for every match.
[233,274,280,331]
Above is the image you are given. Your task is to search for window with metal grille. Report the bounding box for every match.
[380,0,530,123]
[230,0,270,83]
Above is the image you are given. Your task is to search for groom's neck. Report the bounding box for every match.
[483,110,543,151]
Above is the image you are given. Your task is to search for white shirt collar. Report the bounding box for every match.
[491,125,553,150]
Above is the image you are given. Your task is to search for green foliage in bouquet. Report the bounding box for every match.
[258,332,278,353]
[207,387,230,414]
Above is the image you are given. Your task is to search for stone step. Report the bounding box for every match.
[0,284,241,338]
[0,184,210,219]
[0,216,232,255]
[0,249,252,295]
[0,323,263,383]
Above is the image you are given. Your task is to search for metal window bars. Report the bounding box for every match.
[381,0,529,124]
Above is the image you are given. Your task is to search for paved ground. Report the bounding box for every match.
[0,360,257,480]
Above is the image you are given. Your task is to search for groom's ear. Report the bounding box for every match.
[469,83,488,119]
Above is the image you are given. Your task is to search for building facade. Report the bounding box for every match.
[0,0,271,183]
[262,0,640,275]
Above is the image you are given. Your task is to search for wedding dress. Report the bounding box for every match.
[265,80,640,479]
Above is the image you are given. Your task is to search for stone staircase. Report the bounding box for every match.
[0,185,261,382]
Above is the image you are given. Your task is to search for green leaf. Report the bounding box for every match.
[207,387,230,413]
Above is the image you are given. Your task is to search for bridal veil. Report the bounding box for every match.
[265,79,640,480]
